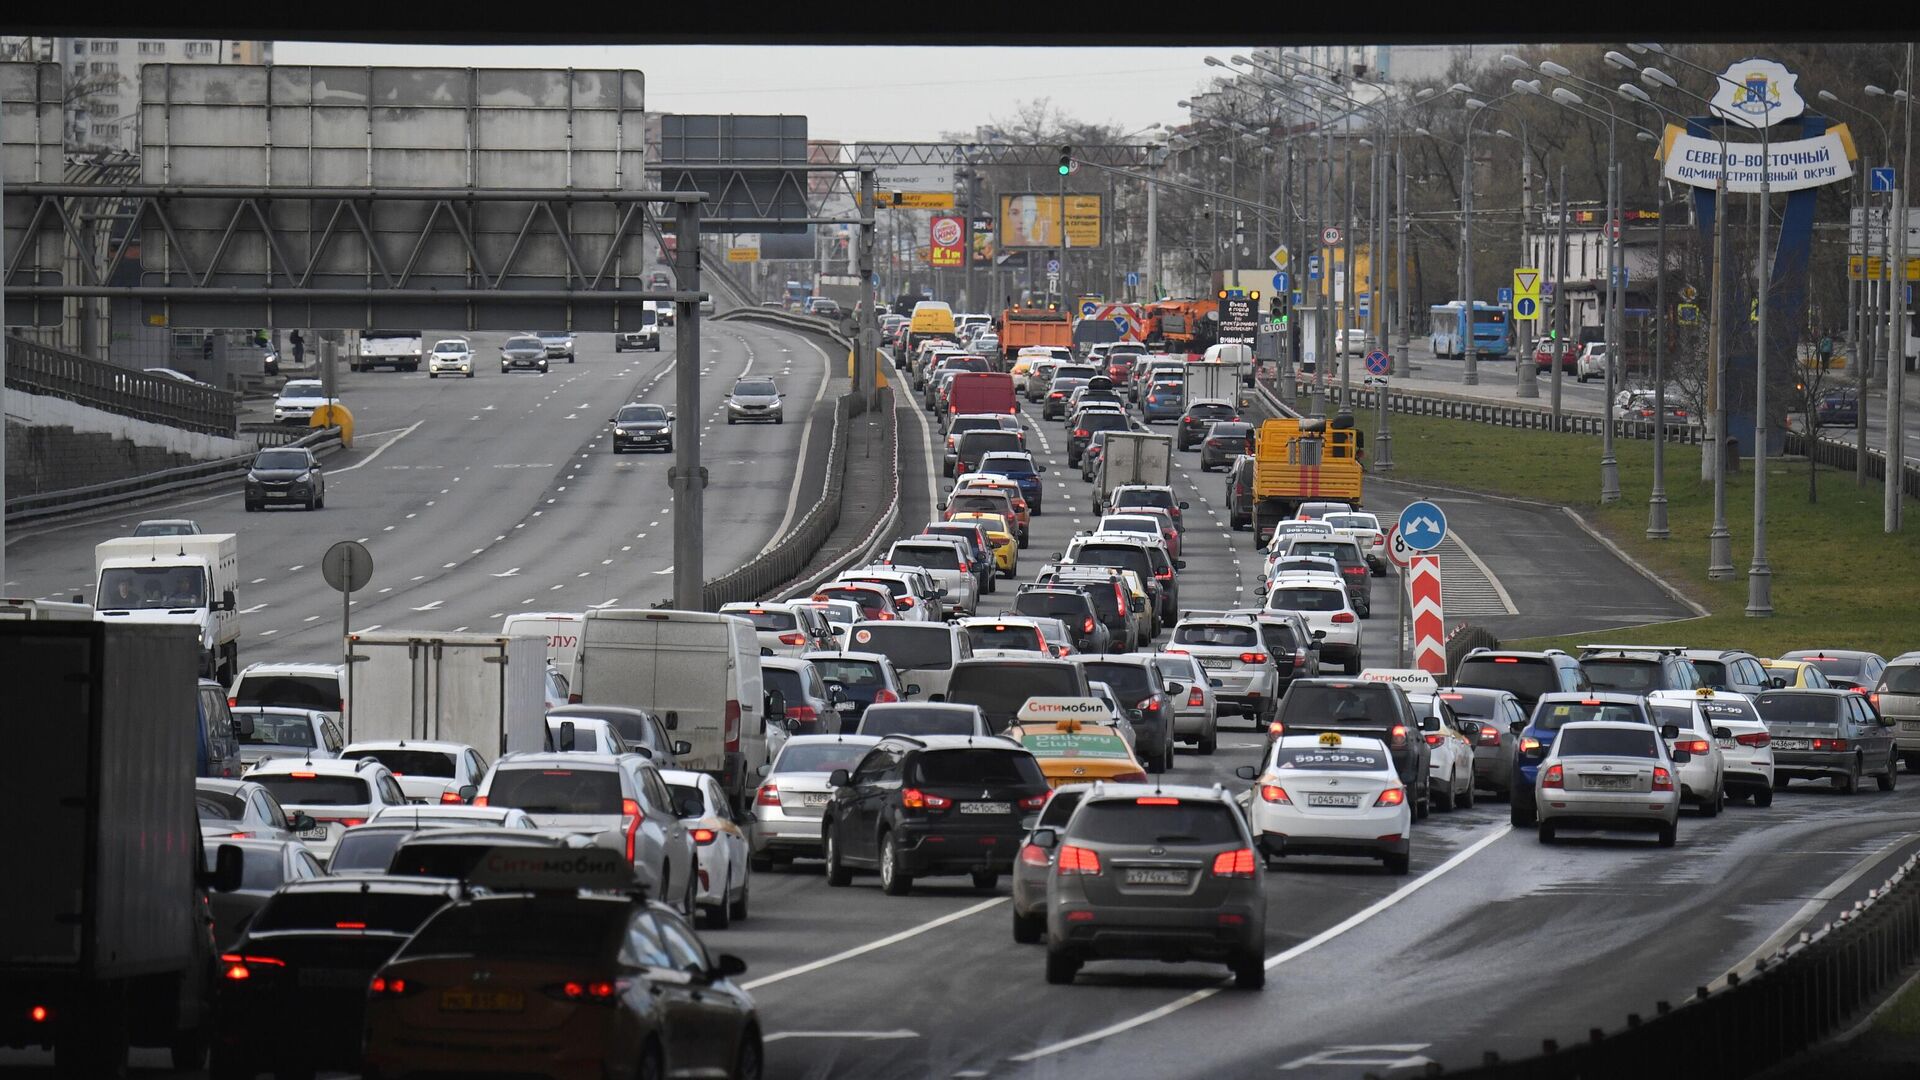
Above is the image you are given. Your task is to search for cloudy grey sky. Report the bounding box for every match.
[275,43,1233,143]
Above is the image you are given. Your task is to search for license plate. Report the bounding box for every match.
[1717,739,1736,750]
[1199,657,1233,669]
[297,967,365,989]
[1774,738,1810,751]
[266,491,288,498]
[1902,721,1920,732]
[1583,775,1632,791]
[439,989,524,1012]
[1123,868,1189,886]
[800,793,831,807]
[960,802,1009,815]
[1306,792,1362,807]
[298,825,328,840]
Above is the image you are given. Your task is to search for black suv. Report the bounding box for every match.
[1270,677,1432,818]
[1074,656,1181,774]
[1012,587,1111,655]
[822,735,1051,895]
[1035,568,1138,652]
[1453,649,1590,713]
[1177,400,1242,451]
[1684,648,1775,697]
[1068,409,1135,468]
[1577,645,1703,698]
[944,657,1093,732]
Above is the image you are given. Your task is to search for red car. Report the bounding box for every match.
[1534,339,1578,374]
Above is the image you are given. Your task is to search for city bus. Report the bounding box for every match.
[1428,301,1512,359]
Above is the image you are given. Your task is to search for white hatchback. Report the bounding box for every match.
[1656,689,1774,806]
[242,757,409,863]
[1646,691,1732,814]
[428,338,474,378]
[1265,573,1361,674]
[1405,692,1478,811]
[1239,732,1412,874]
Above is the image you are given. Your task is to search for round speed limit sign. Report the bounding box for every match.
[1385,524,1414,569]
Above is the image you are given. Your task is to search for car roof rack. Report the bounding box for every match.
[1578,644,1687,655]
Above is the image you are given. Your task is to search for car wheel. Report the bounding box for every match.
[1657,821,1678,848]
[776,415,784,425]
[732,1029,764,1080]
[1752,785,1774,807]
[1510,800,1535,827]
[823,822,852,887]
[1700,786,1722,816]
[971,869,999,891]
[1232,952,1266,990]
[244,501,258,513]
[304,495,316,511]
[1456,774,1476,809]
[1343,654,1361,675]
[1906,752,1920,774]
[1383,851,1411,875]
[466,370,473,378]
[879,831,912,896]
[728,416,737,425]
[704,876,732,929]
[1199,723,1218,756]
[636,1039,665,1080]
[430,372,438,379]
[1044,948,1080,985]
[1430,776,1452,812]
[1145,743,1166,775]
[750,852,772,873]
[1880,753,1899,792]
[1537,822,1556,844]
[1012,910,1045,944]
[1838,759,1861,794]
[1774,774,1792,790]
[663,439,674,453]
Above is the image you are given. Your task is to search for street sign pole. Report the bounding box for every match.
[322,540,373,741]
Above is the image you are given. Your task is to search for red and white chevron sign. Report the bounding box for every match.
[1409,555,1446,675]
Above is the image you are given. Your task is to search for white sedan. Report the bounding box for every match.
[272,379,331,424]
[1239,732,1412,875]
[1647,692,1731,815]
[1407,692,1477,811]
[428,338,475,378]
[661,769,751,930]
[338,740,487,805]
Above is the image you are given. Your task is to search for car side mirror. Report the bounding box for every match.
[1037,464,1047,472]
[1210,678,1224,688]
[1712,726,1733,741]
[830,626,845,636]
[1164,682,1185,697]
[905,684,921,698]
[1029,828,1059,850]
[1419,716,1441,732]
[1235,765,1259,781]
[673,741,692,756]
[456,785,478,803]
[1129,598,1145,612]
[288,811,316,832]
[937,501,948,510]
[1312,630,1327,640]
[664,711,679,731]
[222,589,237,612]
[207,843,246,893]
[1174,560,1187,571]
[756,762,772,777]
[1660,723,1680,740]
[558,721,577,752]
[1672,750,1693,764]
[1770,677,1788,688]
[712,953,749,980]
[231,713,255,738]
[929,693,947,703]
[1509,720,1526,735]
[608,417,617,422]
[1179,501,1191,510]
[828,768,851,788]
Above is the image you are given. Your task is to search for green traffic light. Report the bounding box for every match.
[1058,163,1071,175]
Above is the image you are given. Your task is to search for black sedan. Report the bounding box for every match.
[610,403,674,453]
[1199,421,1255,471]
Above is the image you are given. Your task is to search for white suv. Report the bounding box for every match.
[1576,342,1612,383]
[428,338,474,378]
[1167,617,1278,722]
[1265,573,1361,674]
[884,538,978,617]
[242,757,408,862]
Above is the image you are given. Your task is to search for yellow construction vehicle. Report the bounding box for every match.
[1250,414,1363,543]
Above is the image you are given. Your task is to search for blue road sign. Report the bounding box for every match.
[1046,258,1061,274]
[1872,167,1896,193]
[1497,286,1514,306]
[1365,350,1390,376]
[1397,500,1448,551]
[1291,290,1305,306]
[1308,255,1323,280]
[1125,271,1140,287]
[1272,271,1290,292]
[1515,296,1538,319]
[1080,301,1099,317]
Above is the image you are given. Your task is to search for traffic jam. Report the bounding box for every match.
[7,298,1918,1080]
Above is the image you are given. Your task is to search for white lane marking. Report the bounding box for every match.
[288,565,303,572]
[352,624,382,633]
[382,526,396,532]
[249,578,267,585]
[303,615,320,623]
[652,566,675,575]
[327,421,423,474]
[1008,824,1511,1061]
[259,629,278,636]
[756,334,834,555]
[764,1031,919,1043]
[743,897,1006,991]
[237,603,269,614]
[549,584,565,591]
[411,600,444,611]
[590,598,621,608]
[1707,830,1920,994]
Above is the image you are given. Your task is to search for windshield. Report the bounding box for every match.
[890,545,961,571]
[484,768,622,814]
[1279,683,1401,724]
[402,898,625,961]
[254,449,311,470]
[734,380,777,396]
[1068,800,1241,845]
[1171,624,1257,648]
[861,708,980,737]
[1795,655,1864,677]
[1078,413,1131,433]
[964,623,1045,652]
[1582,660,1664,693]
[949,494,1012,516]
[947,664,1083,731]
[1755,693,1843,726]
[958,432,1023,455]
[617,405,667,423]
[237,713,315,748]
[196,792,246,820]
[1014,593,1090,623]
[1070,544,1152,579]
[909,749,1045,787]
[340,748,456,778]
[1113,489,1174,511]
[1268,587,1345,612]
[818,587,887,613]
[433,341,467,353]
[251,775,369,807]
[1882,665,1920,694]
[1531,701,1648,731]
[774,742,875,774]
[727,607,797,631]
[233,673,340,711]
[849,624,955,670]
[1271,746,1390,771]
[251,889,452,935]
[1078,662,1154,698]
[133,521,197,536]
[1694,697,1762,724]
[99,566,207,610]
[1557,727,1660,757]
[1455,658,1562,703]
[1324,515,1378,531]
[763,669,809,704]
[809,658,884,686]
[1650,705,1700,731]
[328,830,411,874]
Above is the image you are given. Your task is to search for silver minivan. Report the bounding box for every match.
[1876,652,1920,771]
[842,621,974,701]
[884,538,977,617]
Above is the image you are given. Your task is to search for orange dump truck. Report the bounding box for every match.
[1142,299,1220,355]
[997,307,1072,368]
[1251,415,1364,542]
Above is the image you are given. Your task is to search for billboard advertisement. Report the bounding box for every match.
[930,215,965,268]
[854,145,957,207]
[999,194,1103,249]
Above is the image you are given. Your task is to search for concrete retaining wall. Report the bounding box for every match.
[5,386,250,496]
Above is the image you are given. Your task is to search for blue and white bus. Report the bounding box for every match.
[1428,301,1512,359]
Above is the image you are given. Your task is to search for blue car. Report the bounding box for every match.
[1140,380,1186,423]
[801,651,906,730]
[975,450,1046,513]
[1814,389,1859,427]
[1509,692,1655,826]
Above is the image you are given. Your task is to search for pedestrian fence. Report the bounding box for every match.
[1784,432,1920,501]
[5,334,240,437]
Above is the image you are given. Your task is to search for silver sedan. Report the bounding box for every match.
[1535,720,1683,847]
[748,735,877,869]
[1153,652,1221,755]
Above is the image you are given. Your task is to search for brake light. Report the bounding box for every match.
[902,788,952,810]
[1518,736,1542,754]
[1018,792,1049,811]
[1084,618,1096,634]
[1020,843,1052,867]
[317,817,365,828]
[873,688,899,704]
[1424,733,1443,746]
[692,828,717,845]
[1188,687,1206,707]
[958,560,971,573]
[756,783,781,806]
[291,771,317,779]
[1240,652,1269,665]
[29,1006,48,1023]
[1542,764,1564,789]
[1267,721,1285,738]
[1057,844,1102,875]
[1652,767,1674,791]
[1211,849,1258,878]
[473,795,489,807]
[1260,783,1291,803]
[1735,732,1771,748]
[1675,739,1711,754]
[545,980,622,1003]
[895,596,916,610]
[622,798,643,862]
[440,790,466,804]
[1477,727,1502,746]
[1138,698,1161,712]
[1493,657,1519,664]
[1389,724,1408,748]
[1332,612,1356,623]
[1812,738,1851,752]
[1869,693,1881,710]
[220,953,286,981]
[778,632,806,646]
[1075,428,1089,437]
[724,699,741,755]
[786,705,820,725]
[1343,566,1366,576]
[227,696,238,707]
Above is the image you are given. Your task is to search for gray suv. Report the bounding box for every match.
[1034,783,1266,989]
[1453,649,1590,713]
[1577,645,1703,698]
[1873,652,1920,771]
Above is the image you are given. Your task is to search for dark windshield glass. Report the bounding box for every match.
[328,830,410,873]
[254,450,311,470]
[729,608,797,631]
[860,708,979,737]
[890,545,961,571]
[763,669,807,703]
[1187,403,1235,419]
[958,432,1023,455]
[1882,665,1920,694]
[552,709,657,748]
[1650,705,1700,731]
[964,624,1045,651]
[1582,660,1664,692]
[1272,747,1390,771]
[1280,683,1401,724]
[402,898,625,961]
[809,658,884,686]
[774,742,875,774]
[1078,662,1154,698]
[485,768,622,814]
[340,749,456,778]
[239,713,316,747]
[251,890,452,935]
[1755,694,1843,725]
[1289,542,1359,562]
[949,494,1012,516]
[850,625,955,670]
[734,380,777,396]
[616,405,667,423]
[196,792,245,820]
[818,587,887,613]
[234,675,340,710]
[1455,658,1562,703]
[1069,800,1241,844]
[947,664,1083,731]
[98,566,206,610]
[1257,622,1301,655]
[909,749,1045,787]
[1268,587,1345,612]
[1037,790,1085,827]
[1078,413,1131,433]
[252,775,369,807]
[1173,624,1258,648]
[1531,702,1648,731]
[1070,544,1151,578]
[1015,592,1091,624]
[1557,727,1660,757]
[1695,697,1762,724]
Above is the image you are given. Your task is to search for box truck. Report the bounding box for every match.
[94,533,241,682]
[1094,432,1174,504]
[0,621,241,1073]
[572,609,769,812]
[343,631,548,759]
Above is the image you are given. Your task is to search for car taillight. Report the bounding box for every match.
[1074,428,1090,438]
[1155,568,1173,580]
[895,596,916,610]
[1542,764,1565,789]
[1267,721,1286,738]
[622,798,643,862]
[1735,732,1771,748]
[227,696,238,707]
[1084,617,1096,634]
[543,979,623,1004]
[440,790,466,804]
[756,783,781,806]
[1293,649,1307,669]
[1018,792,1049,811]
[1260,783,1291,803]
[1020,843,1052,867]
[220,954,285,981]
[958,560,971,573]
[873,688,899,704]
[786,705,820,724]
[875,610,895,621]
[1187,687,1206,707]
[1477,727,1502,746]
[1869,692,1881,710]
[1332,612,1356,623]
[902,787,952,810]
[1138,698,1161,712]
[367,974,419,997]
[1343,566,1366,576]
[317,817,365,828]
[1652,767,1674,791]
[473,795,489,807]
[778,632,806,646]
[1424,733,1443,746]
[1375,787,1407,806]
[1239,652,1269,665]
[724,698,741,755]
[1675,739,1711,754]
[1812,738,1851,751]
[692,828,717,845]
[1389,724,1408,748]
[1519,736,1542,754]
[1493,657,1519,663]
[1211,849,1257,878]
[1056,844,1102,875]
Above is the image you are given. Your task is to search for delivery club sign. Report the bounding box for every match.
[930,214,965,268]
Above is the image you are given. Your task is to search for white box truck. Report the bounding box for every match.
[1189,346,1252,407]
[343,631,547,759]
[353,329,422,372]
[1094,432,1174,504]
[93,533,241,682]
[572,609,768,812]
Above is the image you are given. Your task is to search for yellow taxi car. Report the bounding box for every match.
[1004,715,1149,788]
[1115,568,1157,641]
[1009,358,1035,394]
[948,511,1018,578]
[1759,658,1833,689]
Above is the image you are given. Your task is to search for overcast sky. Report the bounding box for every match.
[275,43,1231,143]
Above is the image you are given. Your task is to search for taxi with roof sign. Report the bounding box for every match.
[951,475,1032,541]
[1238,730,1412,875]
[1004,699,1151,789]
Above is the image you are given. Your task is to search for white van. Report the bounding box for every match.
[843,621,974,702]
[501,611,583,685]
[572,609,768,812]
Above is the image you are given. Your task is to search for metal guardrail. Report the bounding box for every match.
[5,334,240,436]
[1785,431,1920,501]
[783,394,902,601]
[1444,851,1920,1079]
[5,426,341,526]
[1260,370,1703,444]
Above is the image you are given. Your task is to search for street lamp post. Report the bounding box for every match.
[1867,74,1914,534]
[1818,89,1887,489]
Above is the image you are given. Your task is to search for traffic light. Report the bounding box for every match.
[1058,146,1073,175]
